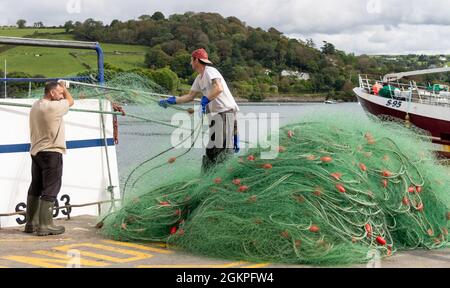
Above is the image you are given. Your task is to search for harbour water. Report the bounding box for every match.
[115,102,365,181]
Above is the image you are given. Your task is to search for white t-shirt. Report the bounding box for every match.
[191,66,239,114]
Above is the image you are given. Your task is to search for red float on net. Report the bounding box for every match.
[376,236,386,246]
[321,156,333,163]
[336,184,346,193]
[238,185,249,192]
[309,225,320,233]
[232,179,241,185]
[263,163,273,169]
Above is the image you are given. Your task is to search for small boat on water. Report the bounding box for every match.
[353,67,450,158]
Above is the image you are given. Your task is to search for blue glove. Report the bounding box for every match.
[200,96,210,114]
[234,135,240,153]
[159,96,176,108]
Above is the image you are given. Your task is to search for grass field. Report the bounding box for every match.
[0,28,65,37]
[0,28,150,77]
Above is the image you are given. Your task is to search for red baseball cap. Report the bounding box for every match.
[191,48,213,64]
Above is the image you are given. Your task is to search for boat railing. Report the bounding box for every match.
[358,74,450,107]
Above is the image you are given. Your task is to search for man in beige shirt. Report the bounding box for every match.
[25,81,74,236]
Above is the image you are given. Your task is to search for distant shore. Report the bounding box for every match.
[235,94,343,103]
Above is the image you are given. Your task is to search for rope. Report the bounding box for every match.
[0,100,194,131]
[65,79,201,103]
[122,114,205,197]
[99,100,116,211]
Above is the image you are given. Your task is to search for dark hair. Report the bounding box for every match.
[44,81,61,95]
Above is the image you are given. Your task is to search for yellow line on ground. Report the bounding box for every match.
[53,243,153,263]
[136,261,247,268]
[32,250,109,267]
[102,240,174,254]
[154,242,169,248]
[0,266,8,268]
[2,255,68,268]
[0,238,72,242]
[240,263,271,268]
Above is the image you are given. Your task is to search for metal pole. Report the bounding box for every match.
[95,44,105,85]
[4,59,6,98]
[0,36,98,50]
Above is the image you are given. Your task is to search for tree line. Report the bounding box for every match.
[66,12,361,100]
[11,12,450,100]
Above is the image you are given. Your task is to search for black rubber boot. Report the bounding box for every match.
[37,200,65,236]
[24,195,40,233]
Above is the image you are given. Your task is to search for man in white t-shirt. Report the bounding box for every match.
[159,48,240,172]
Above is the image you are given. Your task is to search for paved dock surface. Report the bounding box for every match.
[0,216,448,268]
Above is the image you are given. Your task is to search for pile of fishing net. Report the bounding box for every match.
[100,110,450,266]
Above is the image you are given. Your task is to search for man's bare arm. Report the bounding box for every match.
[175,90,201,104]
[62,83,74,107]
[208,78,224,101]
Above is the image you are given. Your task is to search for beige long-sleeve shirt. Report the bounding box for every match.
[29,99,70,156]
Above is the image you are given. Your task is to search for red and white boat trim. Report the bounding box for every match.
[353,87,450,158]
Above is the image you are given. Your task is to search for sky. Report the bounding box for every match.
[1,0,450,55]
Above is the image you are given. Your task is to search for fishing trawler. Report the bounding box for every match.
[353,67,450,158]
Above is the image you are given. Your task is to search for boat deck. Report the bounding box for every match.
[0,216,448,268]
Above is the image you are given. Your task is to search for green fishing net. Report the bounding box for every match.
[100,108,450,265]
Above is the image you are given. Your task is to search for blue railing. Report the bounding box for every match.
[0,37,105,88]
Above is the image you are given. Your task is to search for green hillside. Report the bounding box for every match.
[0,28,150,77]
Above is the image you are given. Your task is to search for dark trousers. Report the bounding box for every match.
[27,152,63,202]
[202,111,237,173]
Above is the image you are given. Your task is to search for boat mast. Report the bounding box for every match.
[383,67,450,82]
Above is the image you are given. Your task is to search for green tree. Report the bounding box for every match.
[16,19,26,28]
[73,18,104,41]
[321,41,336,55]
[161,40,186,56]
[151,12,165,21]
[64,21,74,32]
[145,47,172,69]
[170,53,192,79]
[306,38,316,48]
[138,15,152,21]
[110,19,121,27]
[34,21,44,28]
[150,67,179,92]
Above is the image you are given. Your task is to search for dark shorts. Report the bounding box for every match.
[27,151,63,202]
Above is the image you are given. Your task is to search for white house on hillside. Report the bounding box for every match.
[281,70,310,80]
